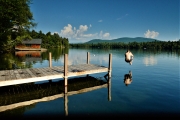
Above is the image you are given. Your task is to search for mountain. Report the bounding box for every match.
[85,37,161,44]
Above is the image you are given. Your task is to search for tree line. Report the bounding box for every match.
[0,0,68,53]
[27,30,69,49]
[70,40,180,50]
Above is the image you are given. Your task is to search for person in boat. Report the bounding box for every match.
[125,50,134,65]
[124,71,132,86]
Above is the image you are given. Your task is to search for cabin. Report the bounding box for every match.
[15,39,42,51]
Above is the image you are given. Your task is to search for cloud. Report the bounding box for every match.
[103,33,110,38]
[99,31,110,39]
[60,24,111,41]
[117,14,128,20]
[60,24,97,40]
[98,20,103,22]
[60,24,74,38]
[144,29,159,38]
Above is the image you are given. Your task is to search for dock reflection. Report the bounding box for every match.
[0,75,111,116]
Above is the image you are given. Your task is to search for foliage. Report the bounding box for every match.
[28,30,69,49]
[0,0,36,52]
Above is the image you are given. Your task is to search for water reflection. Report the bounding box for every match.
[143,56,157,66]
[14,51,43,68]
[0,75,111,117]
[124,71,132,86]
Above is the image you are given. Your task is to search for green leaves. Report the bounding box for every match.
[0,0,36,52]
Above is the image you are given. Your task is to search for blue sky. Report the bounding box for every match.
[30,0,179,43]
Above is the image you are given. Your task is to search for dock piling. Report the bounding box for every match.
[49,52,52,83]
[87,52,90,64]
[108,53,112,76]
[49,52,52,68]
[108,53,112,101]
[64,54,68,92]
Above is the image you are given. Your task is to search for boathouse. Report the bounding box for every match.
[15,39,42,51]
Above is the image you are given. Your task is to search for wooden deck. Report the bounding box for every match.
[0,52,112,88]
[0,64,108,87]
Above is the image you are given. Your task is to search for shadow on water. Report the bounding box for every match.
[0,75,111,118]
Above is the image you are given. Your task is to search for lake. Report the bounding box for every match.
[0,48,179,119]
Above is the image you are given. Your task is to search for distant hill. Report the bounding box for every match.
[85,37,162,44]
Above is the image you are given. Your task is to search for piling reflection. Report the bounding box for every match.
[124,71,133,86]
[0,75,111,116]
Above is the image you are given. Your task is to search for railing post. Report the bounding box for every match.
[87,52,90,64]
[64,54,68,93]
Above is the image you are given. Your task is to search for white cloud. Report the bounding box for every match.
[60,24,111,41]
[98,20,103,22]
[99,31,110,39]
[60,24,74,38]
[60,24,97,40]
[103,33,110,38]
[144,29,159,38]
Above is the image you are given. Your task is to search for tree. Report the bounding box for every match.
[0,0,36,52]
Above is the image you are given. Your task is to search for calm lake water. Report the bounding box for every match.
[0,48,179,118]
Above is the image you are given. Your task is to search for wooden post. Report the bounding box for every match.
[87,52,90,64]
[49,52,52,68]
[64,54,68,92]
[108,53,112,101]
[108,53,112,75]
[49,52,52,83]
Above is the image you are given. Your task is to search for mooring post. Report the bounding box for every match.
[108,53,112,76]
[87,52,90,64]
[108,53,112,101]
[49,52,52,83]
[64,54,68,93]
[49,52,52,68]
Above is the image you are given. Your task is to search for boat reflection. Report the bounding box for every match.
[0,75,111,116]
[124,71,132,86]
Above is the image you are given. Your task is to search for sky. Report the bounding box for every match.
[30,0,179,43]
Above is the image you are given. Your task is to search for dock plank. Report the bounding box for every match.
[5,70,11,80]
[0,64,109,87]
[14,69,22,79]
[25,69,36,78]
[29,68,43,77]
[0,70,5,81]
[9,70,16,80]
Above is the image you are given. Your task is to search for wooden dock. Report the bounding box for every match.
[0,52,112,88]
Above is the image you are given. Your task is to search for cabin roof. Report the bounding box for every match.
[22,39,42,44]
